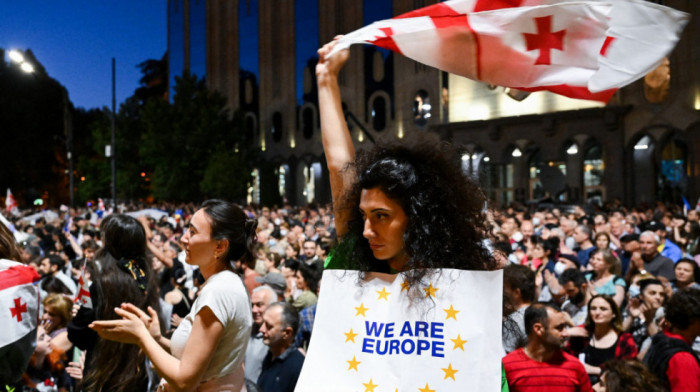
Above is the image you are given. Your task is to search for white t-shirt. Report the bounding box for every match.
[170,270,252,382]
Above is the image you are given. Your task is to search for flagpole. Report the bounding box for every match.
[111,58,117,211]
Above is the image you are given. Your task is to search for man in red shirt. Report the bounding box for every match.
[644,288,700,392]
[503,303,592,392]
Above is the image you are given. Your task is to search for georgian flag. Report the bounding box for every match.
[0,260,40,347]
[5,188,17,212]
[0,259,40,384]
[330,0,689,102]
[74,259,93,309]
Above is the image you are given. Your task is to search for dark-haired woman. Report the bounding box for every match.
[316,38,496,287]
[291,262,321,312]
[67,214,161,392]
[567,295,637,384]
[92,200,256,391]
[670,258,700,292]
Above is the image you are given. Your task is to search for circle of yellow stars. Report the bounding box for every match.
[343,280,469,391]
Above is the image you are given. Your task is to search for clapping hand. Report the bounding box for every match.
[90,303,161,344]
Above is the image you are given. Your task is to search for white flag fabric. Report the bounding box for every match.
[0,259,40,348]
[74,259,93,309]
[297,269,503,391]
[5,188,17,212]
[330,0,689,102]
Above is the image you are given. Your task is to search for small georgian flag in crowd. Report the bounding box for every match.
[5,188,17,212]
[75,259,93,309]
[297,269,503,391]
[0,259,40,351]
[329,0,689,102]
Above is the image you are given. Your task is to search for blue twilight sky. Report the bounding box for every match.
[0,1,166,110]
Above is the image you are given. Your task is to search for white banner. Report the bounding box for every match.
[296,268,503,391]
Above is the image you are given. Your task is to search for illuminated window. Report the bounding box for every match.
[583,144,605,202]
[413,90,431,127]
[278,165,288,199]
[247,168,260,205]
[482,162,514,208]
[659,139,687,202]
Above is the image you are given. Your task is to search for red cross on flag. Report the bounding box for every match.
[329,0,689,102]
[74,259,93,309]
[0,259,40,370]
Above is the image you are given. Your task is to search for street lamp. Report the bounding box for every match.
[8,49,75,207]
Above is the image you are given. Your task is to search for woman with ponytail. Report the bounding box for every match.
[91,200,256,391]
[68,214,160,392]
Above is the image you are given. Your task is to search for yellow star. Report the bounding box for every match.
[443,304,460,320]
[346,356,361,371]
[344,328,358,343]
[418,383,436,392]
[376,287,391,301]
[355,303,369,317]
[423,283,439,298]
[442,363,459,381]
[363,378,378,392]
[451,334,468,351]
[400,281,410,292]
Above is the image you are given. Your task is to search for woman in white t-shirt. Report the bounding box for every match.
[91,199,257,391]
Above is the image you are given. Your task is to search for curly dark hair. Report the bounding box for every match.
[601,359,666,392]
[665,287,700,330]
[335,132,496,294]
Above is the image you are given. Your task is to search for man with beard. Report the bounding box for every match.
[503,303,592,392]
[558,269,589,326]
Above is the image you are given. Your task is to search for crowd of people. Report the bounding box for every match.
[1,40,699,392]
[3,192,700,391]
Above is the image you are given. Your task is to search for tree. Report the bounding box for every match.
[140,71,255,202]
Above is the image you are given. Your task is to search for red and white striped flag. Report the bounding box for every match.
[330,0,688,102]
[0,259,40,383]
[5,188,17,212]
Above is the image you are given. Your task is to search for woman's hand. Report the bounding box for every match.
[627,297,647,319]
[316,36,350,86]
[171,314,182,329]
[66,350,86,380]
[42,318,56,334]
[123,303,163,341]
[89,305,152,345]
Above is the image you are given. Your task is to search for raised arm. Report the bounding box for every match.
[316,38,354,237]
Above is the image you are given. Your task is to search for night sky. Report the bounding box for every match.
[1,1,166,110]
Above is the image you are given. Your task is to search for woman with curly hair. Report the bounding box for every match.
[316,38,497,291]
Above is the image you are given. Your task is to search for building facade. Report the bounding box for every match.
[168,0,699,208]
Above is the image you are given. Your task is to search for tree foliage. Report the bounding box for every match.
[140,71,254,202]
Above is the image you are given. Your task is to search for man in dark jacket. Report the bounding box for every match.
[644,288,700,392]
